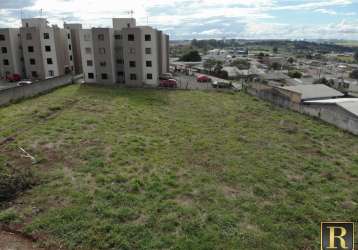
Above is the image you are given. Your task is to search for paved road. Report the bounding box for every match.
[0,80,16,90]
[174,73,214,90]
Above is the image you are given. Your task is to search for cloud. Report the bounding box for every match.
[0,0,357,39]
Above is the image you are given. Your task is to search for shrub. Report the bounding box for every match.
[288,71,302,78]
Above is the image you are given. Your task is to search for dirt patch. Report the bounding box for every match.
[0,230,43,250]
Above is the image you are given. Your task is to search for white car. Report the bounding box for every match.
[17,80,32,87]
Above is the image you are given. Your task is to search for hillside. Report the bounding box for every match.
[1,84,358,249]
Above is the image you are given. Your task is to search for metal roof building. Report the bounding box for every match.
[279,84,344,101]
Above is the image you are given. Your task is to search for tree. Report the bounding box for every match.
[288,70,302,79]
[313,77,328,85]
[213,61,223,75]
[273,47,278,54]
[287,57,294,64]
[350,69,358,79]
[230,59,251,70]
[203,59,217,72]
[354,52,358,62]
[270,62,281,70]
[179,50,201,62]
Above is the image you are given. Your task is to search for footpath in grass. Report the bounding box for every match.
[0,84,357,250]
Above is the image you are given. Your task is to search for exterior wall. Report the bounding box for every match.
[54,28,74,76]
[41,27,59,78]
[92,28,116,84]
[113,18,136,30]
[247,82,358,135]
[0,29,25,79]
[20,27,45,80]
[141,27,159,86]
[113,30,125,83]
[122,27,143,86]
[64,23,83,74]
[21,18,47,29]
[301,104,358,135]
[79,29,96,83]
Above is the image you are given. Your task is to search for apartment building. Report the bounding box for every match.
[64,23,83,74]
[0,28,25,79]
[80,18,169,86]
[20,18,73,80]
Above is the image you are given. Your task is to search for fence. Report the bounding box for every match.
[0,74,82,107]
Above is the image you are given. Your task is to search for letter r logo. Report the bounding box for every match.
[321,222,354,250]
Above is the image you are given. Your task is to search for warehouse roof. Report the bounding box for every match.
[279,84,344,101]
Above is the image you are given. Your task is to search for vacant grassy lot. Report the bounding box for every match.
[0,84,358,249]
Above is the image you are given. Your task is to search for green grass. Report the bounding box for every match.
[0,84,358,249]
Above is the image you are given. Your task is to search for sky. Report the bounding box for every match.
[0,0,358,40]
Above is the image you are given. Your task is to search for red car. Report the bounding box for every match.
[196,75,211,82]
[159,79,177,88]
[6,74,21,82]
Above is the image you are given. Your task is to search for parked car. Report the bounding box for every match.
[212,80,232,89]
[6,74,21,82]
[196,75,211,82]
[17,80,32,87]
[159,73,173,80]
[159,79,177,88]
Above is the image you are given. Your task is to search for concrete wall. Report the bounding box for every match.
[79,29,96,83]
[247,82,358,135]
[0,74,81,106]
[301,104,358,135]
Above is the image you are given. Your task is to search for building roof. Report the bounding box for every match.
[279,84,344,101]
[337,101,358,117]
[304,98,358,117]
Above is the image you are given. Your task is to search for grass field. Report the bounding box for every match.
[1,84,358,250]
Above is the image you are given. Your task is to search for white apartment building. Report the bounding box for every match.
[79,18,169,86]
[20,18,74,80]
[0,28,25,79]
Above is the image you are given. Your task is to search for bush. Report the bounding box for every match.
[0,209,19,224]
[0,162,37,202]
[288,71,302,79]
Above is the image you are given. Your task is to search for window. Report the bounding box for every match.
[117,71,124,76]
[88,73,94,79]
[69,44,72,50]
[129,48,135,54]
[116,59,124,64]
[0,34,5,41]
[47,58,53,64]
[70,55,73,61]
[87,60,93,66]
[48,70,54,76]
[3,59,9,66]
[147,73,153,80]
[30,58,36,65]
[1,47,7,54]
[146,61,152,67]
[25,23,29,27]
[44,33,50,39]
[130,74,137,80]
[128,34,135,41]
[100,61,106,67]
[101,73,108,79]
[145,48,152,55]
[31,71,38,77]
[45,45,51,52]
[129,61,136,67]
[114,34,122,40]
[28,46,34,52]
[26,33,32,40]
[145,34,151,41]
[68,33,71,39]
[85,47,92,54]
[84,34,91,41]
[98,34,104,41]
[99,48,106,54]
